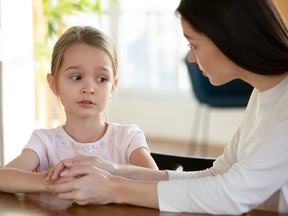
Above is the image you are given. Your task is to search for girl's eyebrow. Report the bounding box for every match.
[64,65,81,72]
[100,66,113,74]
[64,65,113,74]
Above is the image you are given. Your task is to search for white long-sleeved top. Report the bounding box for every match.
[158,76,288,215]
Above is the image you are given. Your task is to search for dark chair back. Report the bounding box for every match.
[151,152,215,171]
[185,57,253,108]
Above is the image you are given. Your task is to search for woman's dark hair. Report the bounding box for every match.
[176,0,288,75]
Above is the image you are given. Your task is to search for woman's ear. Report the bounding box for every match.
[47,73,57,96]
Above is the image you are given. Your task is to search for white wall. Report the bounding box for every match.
[107,89,245,147]
[0,0,35,164]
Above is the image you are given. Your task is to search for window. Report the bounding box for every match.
[114,0,189,91]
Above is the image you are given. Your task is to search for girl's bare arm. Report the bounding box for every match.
[0,149,47,193]
[0,168,47,193]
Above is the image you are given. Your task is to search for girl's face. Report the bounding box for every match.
[48,43,117,120]
[181,19,243,86]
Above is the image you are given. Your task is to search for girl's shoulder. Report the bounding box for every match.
[31,126,63,141]
[106,122,143,135]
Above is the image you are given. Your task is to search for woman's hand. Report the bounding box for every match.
[44,156,165,208]
[43,156,117,182]
[46,164,117,205]
[44,155,167,183]
[46,164,159,209]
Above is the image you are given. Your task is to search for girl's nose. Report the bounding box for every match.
[81,87,95,94]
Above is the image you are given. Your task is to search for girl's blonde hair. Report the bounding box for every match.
[51,26,118,93]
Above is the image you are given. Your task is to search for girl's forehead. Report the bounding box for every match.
[63,44,109,61]
[64,43,99,53]
[60,44,113,73]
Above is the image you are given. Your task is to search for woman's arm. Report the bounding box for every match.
[45,156,168,182]
[47,164,160,208]
[112,177,159,208]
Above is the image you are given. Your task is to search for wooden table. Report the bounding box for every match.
[0,192,286,216]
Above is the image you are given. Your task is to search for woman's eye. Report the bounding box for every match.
[187,43,195,50]
[70,75,81,81]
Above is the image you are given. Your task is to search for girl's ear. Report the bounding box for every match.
[111,78,118,93]
[47,73,58,96]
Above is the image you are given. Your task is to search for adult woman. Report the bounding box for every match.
[46,0,288,214]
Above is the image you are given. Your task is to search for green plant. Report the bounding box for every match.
[43,0,106,38]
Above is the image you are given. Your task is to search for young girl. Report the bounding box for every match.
[45,0,288,214]
[0,26,157,192]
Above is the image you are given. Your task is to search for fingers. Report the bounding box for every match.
[47,179,74,194]
[55,175,109,205]
[63,156,96,167]
[47,171,90,199]
[64,156,116,174]
[43,156,95,182]
[46,166,113,205]
[59,165,96,178]
[41,169,50,177]
[45,156,110,182]
[58,191,77,201]
[56,184,89,205]
[45,161,67,181]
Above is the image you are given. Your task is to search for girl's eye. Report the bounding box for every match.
[96,77,107,83]
[70,75,81,81]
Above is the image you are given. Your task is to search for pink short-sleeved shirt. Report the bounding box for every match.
[24,122,149,172]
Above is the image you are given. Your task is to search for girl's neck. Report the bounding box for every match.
[63,118,108,143]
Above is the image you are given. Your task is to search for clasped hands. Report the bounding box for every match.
[42,156,117,205]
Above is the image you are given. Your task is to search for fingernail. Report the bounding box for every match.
[60,170,68,176]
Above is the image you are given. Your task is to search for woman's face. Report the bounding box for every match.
[181,19,242,86]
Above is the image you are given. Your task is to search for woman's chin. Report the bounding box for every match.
[208,78,226,86]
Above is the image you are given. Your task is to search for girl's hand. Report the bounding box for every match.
[62,156,117,174]
[43,156,117,181]
[42,160,69,182]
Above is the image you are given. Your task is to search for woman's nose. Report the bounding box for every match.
[187,51,197,63]
[81,87,95,94]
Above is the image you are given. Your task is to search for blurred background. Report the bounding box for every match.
[0,0,287,166]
